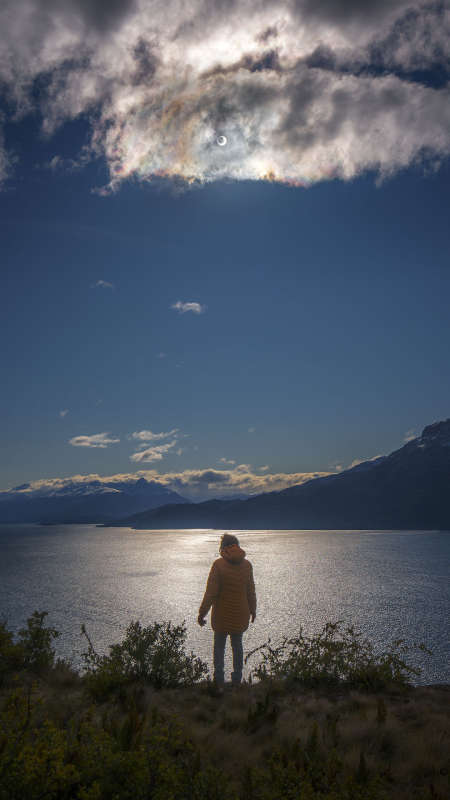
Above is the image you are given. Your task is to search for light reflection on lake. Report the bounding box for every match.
[0,525,448,684]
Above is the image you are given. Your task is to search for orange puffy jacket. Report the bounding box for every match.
[199,544,257,634]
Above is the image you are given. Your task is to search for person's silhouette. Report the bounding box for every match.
[198,533,257,690]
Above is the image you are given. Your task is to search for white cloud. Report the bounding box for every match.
[47,155,63,170]
[258,465,270,472]
[404,429,417,442]
[69,432,120,448]
[130,440,177,463]
[1,1,449,190]
[347,454,384,469]
[156,352,166,359]
[131,429,178,443]
[171,301,206,314]
[248,427,256,434]
[92,279,115,289]
[2,465,330,501]
[219,457,236,465]
[59,409,69,418]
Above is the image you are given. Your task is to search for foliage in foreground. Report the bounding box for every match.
[81,620,209,699]
[0,686,232,800]
[0,683,422,800]
[0,613,444,799]
[245,621,431,690]
[0,611,62,684]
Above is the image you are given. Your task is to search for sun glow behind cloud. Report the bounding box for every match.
[0,0,449,190]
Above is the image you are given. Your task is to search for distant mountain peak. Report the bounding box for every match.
[420,418,450,444]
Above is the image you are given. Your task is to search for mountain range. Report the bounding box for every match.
[0,477,186,524]
[116,419,450,530]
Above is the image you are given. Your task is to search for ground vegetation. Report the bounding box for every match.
[0,613,448,799]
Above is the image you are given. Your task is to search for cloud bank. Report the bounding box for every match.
[2,465,330,501]
[0,0,449,188]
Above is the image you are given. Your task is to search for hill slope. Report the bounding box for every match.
[118,419,450,530]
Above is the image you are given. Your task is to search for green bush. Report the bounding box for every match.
[17,611,60,674]
[245,621,429,690]
[81,620,208,699]
[0,611,61,682]
[0,621,23,685]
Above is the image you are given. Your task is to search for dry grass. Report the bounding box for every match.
[2,675,449,799]
[132,681,450,799]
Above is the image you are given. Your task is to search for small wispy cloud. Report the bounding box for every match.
[47,155,63,170]
[248,427,256,434]
[219,457,236,466]
[258,465,270,472]
[171,301,206,314]
[156,352,167,359]
[69,432,120,448]
[404,429,417,443]
[347,454,384,469]
[131,429,178,443]
[130,441,177,463]
[92,280,115,289]
[59,409,69,418]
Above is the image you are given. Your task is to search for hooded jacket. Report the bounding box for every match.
[199,544,257,634]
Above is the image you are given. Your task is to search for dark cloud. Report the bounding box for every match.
[131,39,159,86]
[45,0,137,33]
[296,0,412,24]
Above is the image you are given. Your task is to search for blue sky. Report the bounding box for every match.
[1,0,449,499]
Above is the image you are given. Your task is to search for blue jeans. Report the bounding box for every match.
[213,632,244,685]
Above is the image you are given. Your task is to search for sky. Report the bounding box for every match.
[1,0,449,501]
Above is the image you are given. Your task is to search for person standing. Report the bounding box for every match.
[198,533,257,690]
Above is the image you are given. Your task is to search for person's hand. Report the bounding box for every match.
[250,613,256,623]
[198,615,206,627]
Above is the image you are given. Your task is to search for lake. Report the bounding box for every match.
[0,524,448,684]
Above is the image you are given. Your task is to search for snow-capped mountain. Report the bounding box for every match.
[0,476,187,524]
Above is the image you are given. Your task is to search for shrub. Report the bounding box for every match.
[0,621,23,685]
[17,611,60,674]
[81,619,208,699]
[0,612,61,682]
[245,621,430,690]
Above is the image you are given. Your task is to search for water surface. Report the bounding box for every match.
[0,525,448,683]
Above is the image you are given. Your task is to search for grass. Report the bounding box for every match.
[0,612,448,799]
